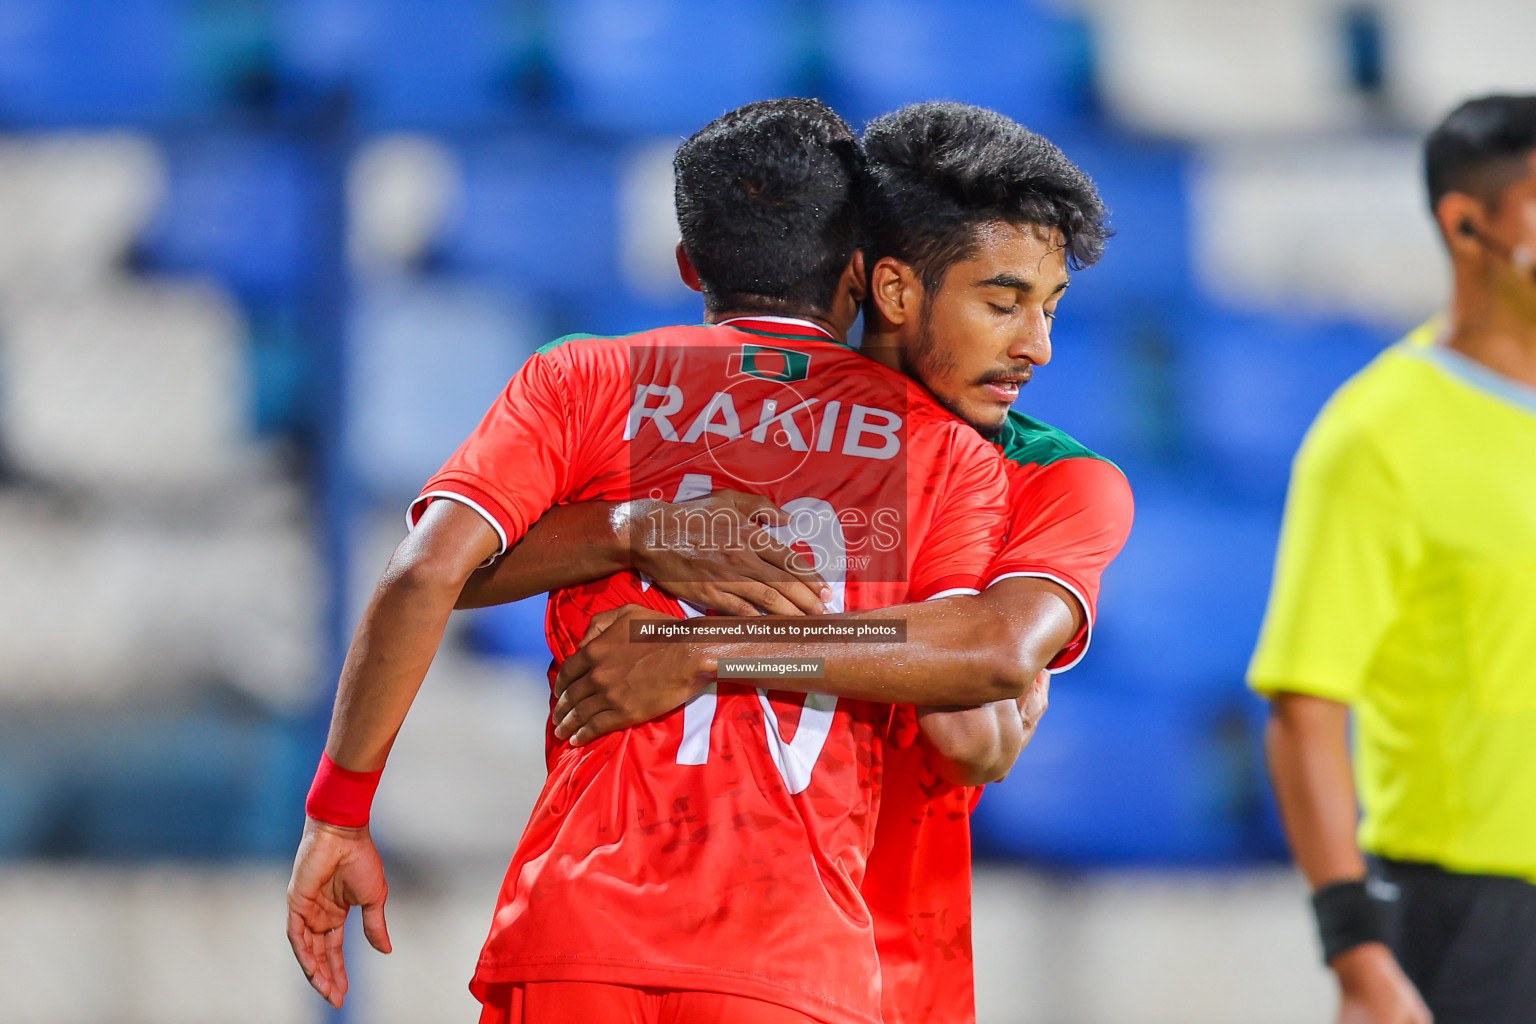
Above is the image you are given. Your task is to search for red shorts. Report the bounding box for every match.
[476,981,826,1024]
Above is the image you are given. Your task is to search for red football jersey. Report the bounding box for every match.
[864,410,1134,1024]
[409,319,1010,1024]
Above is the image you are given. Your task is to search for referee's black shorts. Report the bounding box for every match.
[1369,856,1536,1024]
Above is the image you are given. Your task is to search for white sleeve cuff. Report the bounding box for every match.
[986,570,1093,673]
[406,490,509,566]
[923,586,981,601]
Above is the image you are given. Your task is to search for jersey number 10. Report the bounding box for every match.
[667,474,842,794]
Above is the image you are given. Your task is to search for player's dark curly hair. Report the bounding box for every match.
[674,98,864,315]
[862,102,1108,295]
[1425,94,1536,214]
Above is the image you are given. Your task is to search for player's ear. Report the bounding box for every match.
[676,242,703,293]
[822,249,868,336]
[1436,192,1484,260]
[868,256,918,328]
[842,249,867,305]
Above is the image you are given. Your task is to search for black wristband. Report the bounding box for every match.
[1311,878,1388,965]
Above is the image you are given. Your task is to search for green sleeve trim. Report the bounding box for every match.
[535,332,606,355]
[535,325,689,356]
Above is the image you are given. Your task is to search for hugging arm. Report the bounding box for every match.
[551,574,1083,773]
[915,666,1052,785]
[553,456,1132,785]
[455,490,831,617]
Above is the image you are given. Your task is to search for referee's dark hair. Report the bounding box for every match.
[1425,94,1536,213]
[673,98,864,316]
[861,101,1108,297]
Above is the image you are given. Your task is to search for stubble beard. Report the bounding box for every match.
[912,311,1008,441]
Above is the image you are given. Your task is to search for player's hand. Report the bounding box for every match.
[286,818,392,1008]
[632,489,832,616]
[1017,670,1050,750]
[1333,943,1432,1024]
[553,604,712,746]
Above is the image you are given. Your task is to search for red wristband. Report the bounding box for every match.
[305,752,383,828]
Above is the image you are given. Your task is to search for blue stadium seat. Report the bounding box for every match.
[1085,474,1282,696]
[74,717,302,859]
[274,0,526,126]
[1055,136,1195,312]
[247,312,312,438]
[821,0,1094,131]
[579,290,703,338]
[0,0,188,125]
[0,713,301,860]
[1178,310,1393,497]
[971,689,1269,865]
[440,135,621,302]
[544,0,801,135]
[138,135,321,299]
[0,755,50,857]
[346,281,544,501]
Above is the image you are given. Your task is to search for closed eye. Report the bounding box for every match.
[989,303,1018,315]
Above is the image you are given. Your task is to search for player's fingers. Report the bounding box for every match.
[287,909,322,984]
[580,608,623,647]
[734,580,810,618]
[554,692,614,741]
[291,905,338,1002]
[784,580,830,616]
[720,542,825,612]
[718,489,794,528]
[550,676,597,726]
[1020,671,1050,727]
[361,900,392,955]
[324,924,348,1007]
[552,648,592,698]
[306,929,335,1002]
[297,925,333,1003]
[746,524,824,580]
[587,604,654,646]
[556,693,617,743]
[697,587,762,618]
[571,709,634,747]
[745,569,826,616]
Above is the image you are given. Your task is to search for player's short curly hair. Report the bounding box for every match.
[1424,94,1536,214]
[674,98,864,316]
[862,102,1108,295]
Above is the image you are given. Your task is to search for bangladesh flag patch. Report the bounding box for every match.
[736,343,811,383]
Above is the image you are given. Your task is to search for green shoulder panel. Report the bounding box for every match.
[998,409,1119,471]
[535,324,707,356]
[535,332,607,355]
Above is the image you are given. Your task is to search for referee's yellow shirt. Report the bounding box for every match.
[1250,323,1536,882]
